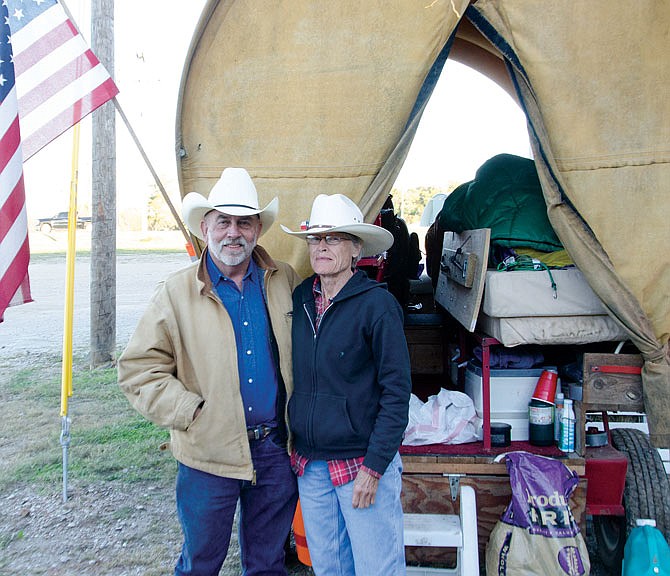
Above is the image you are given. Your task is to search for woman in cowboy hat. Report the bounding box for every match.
[119,167,300,576]
[282,194,412,575]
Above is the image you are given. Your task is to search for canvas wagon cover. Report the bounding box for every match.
[176,0,669,445]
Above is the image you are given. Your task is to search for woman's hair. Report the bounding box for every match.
[348,234,363,269]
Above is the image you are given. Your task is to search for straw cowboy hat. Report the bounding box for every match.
[182,168,278,240]
[281,194,393,257]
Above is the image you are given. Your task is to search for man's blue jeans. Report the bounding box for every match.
[174,432,298,576]
[297,452,406,575]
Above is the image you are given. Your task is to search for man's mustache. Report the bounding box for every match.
[220,237,249,247]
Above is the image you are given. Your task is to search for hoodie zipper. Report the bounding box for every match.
[303,301,317,447]
[298,274,376,452]
[302,298,338,449]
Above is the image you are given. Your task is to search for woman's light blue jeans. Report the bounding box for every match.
[297,452,405,576]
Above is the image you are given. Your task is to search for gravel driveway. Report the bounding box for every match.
[0,251,192,358]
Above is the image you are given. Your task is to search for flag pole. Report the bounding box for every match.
[60,0,194,251]
[60,122,81,503]
[112,98,193,246]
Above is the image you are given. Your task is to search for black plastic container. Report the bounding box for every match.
[528,399,554,446]
[490,422,511,447]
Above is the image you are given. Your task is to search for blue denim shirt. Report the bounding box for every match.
[206,253,278,427]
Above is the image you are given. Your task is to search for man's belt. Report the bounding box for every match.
[247,424,273,441]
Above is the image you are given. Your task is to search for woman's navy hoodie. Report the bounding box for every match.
[288,270,411,475]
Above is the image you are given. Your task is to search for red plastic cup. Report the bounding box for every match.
[532,369,558,405]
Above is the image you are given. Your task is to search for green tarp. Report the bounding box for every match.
[437,154,563,253]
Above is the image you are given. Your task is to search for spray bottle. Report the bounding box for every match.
[558,398,575,453]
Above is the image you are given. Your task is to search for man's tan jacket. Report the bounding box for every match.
[118,246,300,480]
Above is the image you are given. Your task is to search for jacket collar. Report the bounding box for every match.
[301,269,381,305]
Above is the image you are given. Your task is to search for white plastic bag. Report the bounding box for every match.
[403,388,481,446]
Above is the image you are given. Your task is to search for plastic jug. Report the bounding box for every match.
[622,519,670,575]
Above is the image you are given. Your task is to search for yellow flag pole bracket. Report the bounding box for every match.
[60,415,71,503]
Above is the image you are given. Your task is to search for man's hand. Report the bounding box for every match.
[352,468,379,509]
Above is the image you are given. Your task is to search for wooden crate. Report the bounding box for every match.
[576,353,644,455]
[404,324,447,376]
[401,455,587,563]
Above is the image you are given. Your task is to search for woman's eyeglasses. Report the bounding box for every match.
[305,234,353,246]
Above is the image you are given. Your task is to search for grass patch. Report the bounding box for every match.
[0,353,173,490]
[0,529,24,552]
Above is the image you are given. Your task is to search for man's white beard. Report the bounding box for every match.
[209,232,257,267]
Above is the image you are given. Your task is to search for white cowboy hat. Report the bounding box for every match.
[281,194,393,257]
[182,168,278,240]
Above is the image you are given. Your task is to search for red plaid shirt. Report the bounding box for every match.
[291,450,381,486]
[289,277,381,486]
[312,275,329,330]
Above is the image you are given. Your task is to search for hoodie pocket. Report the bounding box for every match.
[289,391,360,450]
[313,393,361,450]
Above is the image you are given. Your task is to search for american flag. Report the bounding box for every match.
[0,0,118,321]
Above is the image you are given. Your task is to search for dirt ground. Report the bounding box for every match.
[0,480,312,576]
[0,480,610,576]
[0,250,614,575]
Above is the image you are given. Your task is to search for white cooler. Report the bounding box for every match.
[464,362,555,441]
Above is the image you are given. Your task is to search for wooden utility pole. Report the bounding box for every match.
[90,0,116,367]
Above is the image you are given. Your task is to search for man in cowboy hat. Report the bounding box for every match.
[119,167,300,576]
[282,194,411,576]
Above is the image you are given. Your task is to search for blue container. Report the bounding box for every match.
[622,521,670,576]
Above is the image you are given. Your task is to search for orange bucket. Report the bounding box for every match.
[292,499,312,566]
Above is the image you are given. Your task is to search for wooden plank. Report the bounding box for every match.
[401,453,585,467]
[404,326,447,376]
[402,474,587,562]
[441,250,478,287]
[577,353,644,455]
[582,353,644,411]
[404,462,509,475]
[407,347,445,375]
[404,327,443,344]
[402,460,585,476]
[435,229,490,332]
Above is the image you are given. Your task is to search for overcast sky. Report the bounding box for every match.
[394,60,531,191]
[23,0,207,220]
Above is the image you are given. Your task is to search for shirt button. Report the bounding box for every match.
[246,350,252,355]
[248,378,253,384]
[248,406,252,412]
[243,321,249,326]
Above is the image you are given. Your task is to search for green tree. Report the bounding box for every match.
[147,190,179,231]
[391,183,460,224]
